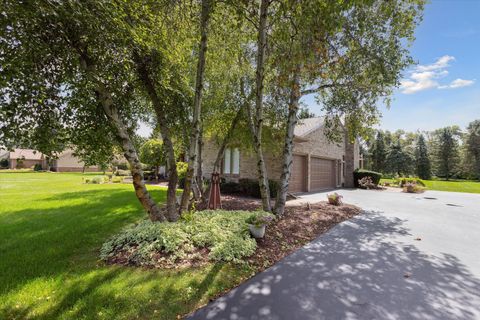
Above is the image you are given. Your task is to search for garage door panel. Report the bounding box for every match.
[311,157,335,191]
[289,155,306,193]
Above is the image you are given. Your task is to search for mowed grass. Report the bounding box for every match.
[0,172,251,320]
[381,178,480,194]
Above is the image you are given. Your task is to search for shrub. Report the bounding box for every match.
[394,177,425,187]
[33,163,43,171]
[100,210,263,265]
[358,176,377,189]
[176,161,188,188]
[111,176,123,183]
[353,169,382,188]
[115,169,130,176]
[327,193,343,206]
[238,178,278,198]
[84,175,109,184]
[220,181,241,194]
[403,182,426,193]
[0,159,9,168]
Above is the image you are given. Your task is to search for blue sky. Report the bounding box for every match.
[305,0,480,132]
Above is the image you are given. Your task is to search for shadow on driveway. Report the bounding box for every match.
[187,211,480,320]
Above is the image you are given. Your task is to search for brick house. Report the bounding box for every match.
[3,148,99,172]
[202,117,362,193]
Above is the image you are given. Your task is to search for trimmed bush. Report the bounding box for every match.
[353,169,382,188]
[33,163,43,171]
[111,176,123,183]
[100,210,269,265]
[238,178,278,198]
[115,169,131,176]
[83,175,109,184]
[0,159,9,168]
[220,181,241,194]
[394,177,426,187]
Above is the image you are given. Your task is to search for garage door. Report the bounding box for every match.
[310,157,336,191]
[289,155,307,193]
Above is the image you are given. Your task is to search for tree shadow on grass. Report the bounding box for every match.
[0,187,246,319]
[188,211,480,320]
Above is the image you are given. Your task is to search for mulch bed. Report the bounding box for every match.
[106,195,361,272]
[201,194,361,272]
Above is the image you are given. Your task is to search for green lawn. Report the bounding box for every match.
[381,178,480,194]
[0,172,251,320]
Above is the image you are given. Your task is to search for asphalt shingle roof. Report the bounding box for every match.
[9,149,44,160]
[294,117,324,137]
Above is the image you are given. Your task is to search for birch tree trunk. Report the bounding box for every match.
[77,52,165,222]
[180,0,212,213]
[248,0,271,212]
[134,53,179,221]
[96,85,166,222]
[196,124,204,199]
[274,69,301,216]
[344,125,356,188]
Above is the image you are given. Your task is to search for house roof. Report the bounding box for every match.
[294,117,324,137]
[9,149,44,160]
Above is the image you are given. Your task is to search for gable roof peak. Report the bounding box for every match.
[294,117,324,137]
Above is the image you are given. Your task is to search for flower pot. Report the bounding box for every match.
[249,224,266,238]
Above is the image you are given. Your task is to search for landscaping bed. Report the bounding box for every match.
[102,195,361,273]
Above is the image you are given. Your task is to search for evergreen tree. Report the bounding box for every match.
[433,126,461,180]
[415,134,431,179]
[386,141,414,176]
[466,120,480,180]
[371,131,387,173]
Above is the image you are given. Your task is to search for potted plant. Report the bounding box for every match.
[327,193,343,206]
[245,212,274,239]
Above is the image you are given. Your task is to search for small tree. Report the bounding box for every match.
[140,139,165,182]
[415,134,431,180]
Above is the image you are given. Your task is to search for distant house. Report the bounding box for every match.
[50,149,99,172]
[3,148,99,172]
[202,117,363,193]
[6,149,46,169]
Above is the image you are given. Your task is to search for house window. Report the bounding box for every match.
[223,148,240,175]
[342,155,345,178]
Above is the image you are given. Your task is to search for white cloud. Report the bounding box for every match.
[400,55,474,94]
[416,55,455,72]
[439,78,475,89]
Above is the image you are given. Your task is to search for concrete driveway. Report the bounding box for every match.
[187,189,480,320]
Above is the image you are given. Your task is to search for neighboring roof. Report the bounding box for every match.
[9,149,44,160]
[0,149,8,159]
[294,117,324,137]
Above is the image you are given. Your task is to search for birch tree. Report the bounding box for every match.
[245,0,272,212]
[271,0,424,214]
[180,0,213,212]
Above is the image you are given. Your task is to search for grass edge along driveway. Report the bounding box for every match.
[0,172,252,320]
[380,178,480,194]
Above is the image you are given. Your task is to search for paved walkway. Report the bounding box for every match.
[187,189,480,320]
